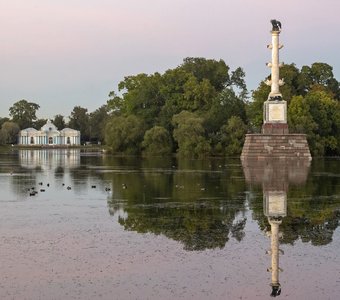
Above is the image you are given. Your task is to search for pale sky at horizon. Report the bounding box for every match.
[1,0,340,119]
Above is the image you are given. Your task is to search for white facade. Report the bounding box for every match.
[19,149,80,169]
[18,120,81,146]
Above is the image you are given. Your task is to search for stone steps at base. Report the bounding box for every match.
[241,134,312,160]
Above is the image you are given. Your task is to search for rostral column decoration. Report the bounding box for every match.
[266,19,284,100]
[262,19,288,134]
[240,19,312,161]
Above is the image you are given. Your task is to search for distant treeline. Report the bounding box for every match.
[1,58,339,156]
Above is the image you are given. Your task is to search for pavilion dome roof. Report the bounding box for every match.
[40,119,59,132]
[21,127,38,132]
[60,128,78,133]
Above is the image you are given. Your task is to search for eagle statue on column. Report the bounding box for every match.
[271,19,282,31]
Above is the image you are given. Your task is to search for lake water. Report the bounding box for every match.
[0,149,339,300]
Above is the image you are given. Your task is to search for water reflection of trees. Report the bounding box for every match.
[244,159,340,246]
[253,200,340,246]
[115,203,247,251]
[106,157,248,251]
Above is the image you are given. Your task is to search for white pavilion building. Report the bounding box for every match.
[18,119,81,146]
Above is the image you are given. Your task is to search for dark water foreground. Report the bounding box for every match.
[0,149,339,300]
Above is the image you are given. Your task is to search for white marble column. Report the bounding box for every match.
[267,30,283,99]
[268,218,282,287]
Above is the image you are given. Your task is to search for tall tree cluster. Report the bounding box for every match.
[105,57,248,157]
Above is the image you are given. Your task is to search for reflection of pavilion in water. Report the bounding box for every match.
[19,149,80,170]
[242,158,310,297]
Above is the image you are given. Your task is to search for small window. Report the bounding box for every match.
[48,137,53,144]
[67,137,71,144]
[30,137,34,144]
[49,127,52,131]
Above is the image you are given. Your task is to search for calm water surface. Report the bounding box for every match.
[0,149,339,300]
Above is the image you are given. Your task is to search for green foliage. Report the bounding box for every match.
[172,111,211,158]
[182,77,216,111]
[246,81,270,130]
[106,57,247,156]
[9,99,40,129]
[300,62,340,98]
[34,118,47,130]
[158,68,217,129]
[118,73,165,127]
[288,95,317,134]
[68,106,90,143]
[220,116,248,156]
[53,114,66,130]
[0,121,20,144]
[107,91,124,114]
[89,105,109,143]
[289,91,340,155]
[0,117,10,128]
[181,57,230,92]
[205,87,247,134]
[105,115,145,154]
[142,126,172,156]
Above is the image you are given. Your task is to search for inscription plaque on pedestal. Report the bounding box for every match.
[265,191,287,217]
[263,100,287,125]
[268,103,285,122]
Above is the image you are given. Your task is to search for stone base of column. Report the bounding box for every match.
[241,156,310,189]
[240,133,312,161]
[262,123,289,134]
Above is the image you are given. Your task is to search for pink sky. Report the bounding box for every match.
[1,0,340,118]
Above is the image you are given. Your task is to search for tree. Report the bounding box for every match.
[105,115,145,154]
[182,77,216,112]
[305,90,340,155]
[118,73,165,127]
[68,106,89,143]
[158,68,197,129]
[107,91,124,114]
[288,91,340,156]
[89,105,109,143]
[220,116,248,156]
[142,126,172,156]
[300,62,340,98]
[181,57,230,92]
[0,121,20,144]
[53,114,66,130]
[106,57,247,156]
[172,111,211,157]
[288,95,317,135]
[34,118,47,129]
[9,99,40,129]
[0,117,10,128]
[204,87,247,135]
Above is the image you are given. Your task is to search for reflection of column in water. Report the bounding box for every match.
[267,217,283,297]
[242,158,310,297]
[264,190,286,297]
